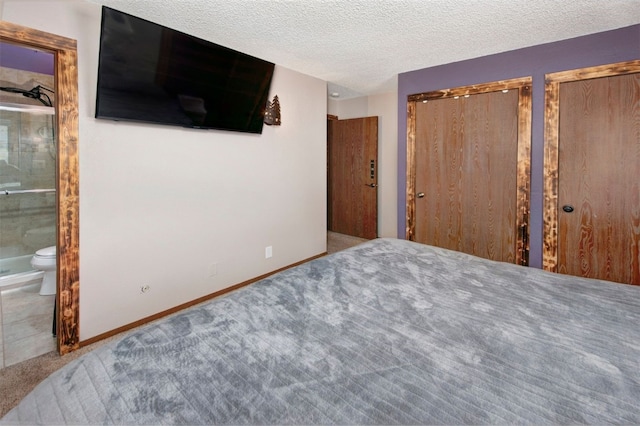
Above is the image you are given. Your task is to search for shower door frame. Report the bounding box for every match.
[0,22,80,355]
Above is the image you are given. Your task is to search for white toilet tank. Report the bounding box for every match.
[31,246,57,296]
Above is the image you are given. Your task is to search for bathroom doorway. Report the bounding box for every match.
[0,42,57,367]
[0,22,80,357]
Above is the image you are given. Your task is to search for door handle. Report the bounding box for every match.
[562,205,574,213]
[366,183,378,188]
[417,192,425,198]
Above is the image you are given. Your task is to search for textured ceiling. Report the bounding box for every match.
[91,0,640,99]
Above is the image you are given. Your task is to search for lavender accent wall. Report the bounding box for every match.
[397,24,640,268]
[0,42,54,76]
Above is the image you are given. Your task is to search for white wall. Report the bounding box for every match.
[328,92,398,238]
[3,0,327,340]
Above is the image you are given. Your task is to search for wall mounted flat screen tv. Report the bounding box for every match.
[95,6,275,134]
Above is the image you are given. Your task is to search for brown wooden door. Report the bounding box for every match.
[407,78,532,265]
[555,72,640,285]
[327,116,378,239]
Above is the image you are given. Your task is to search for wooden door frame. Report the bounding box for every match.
[0,21,80,354]
[406,77,532,265]
[327,114,338,233]
[543,59,640,273]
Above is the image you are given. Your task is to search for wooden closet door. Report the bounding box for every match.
[556,73,640,284]
[414,90,520,263]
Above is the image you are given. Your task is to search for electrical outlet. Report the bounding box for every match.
[209,263,218,277]
[265,246,273,259]
[141,285,151,293]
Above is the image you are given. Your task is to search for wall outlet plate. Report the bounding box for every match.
[209,263,218,277]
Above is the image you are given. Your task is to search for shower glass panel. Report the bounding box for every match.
[0,104,56,278]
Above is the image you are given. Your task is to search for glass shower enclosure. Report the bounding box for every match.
[0,103,56,285]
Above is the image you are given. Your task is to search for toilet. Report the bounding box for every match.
[31,246,56,295]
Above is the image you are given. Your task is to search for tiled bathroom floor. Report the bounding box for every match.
[0,283,56,368]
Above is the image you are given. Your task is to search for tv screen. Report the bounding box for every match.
[95,6,275,134]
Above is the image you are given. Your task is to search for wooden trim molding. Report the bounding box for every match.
[406,77,533,265]
[0,21,80,354]
[542,60,640,273]
[407,77,532,102]
[542,79,560,272]
[405,101,417,240]
[544,60,640,84]
[516,83,532,266]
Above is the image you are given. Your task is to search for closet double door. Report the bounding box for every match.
[406,78,532,265]
[544,60,640,285]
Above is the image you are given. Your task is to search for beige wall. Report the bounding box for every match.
[328,92,398,238]
[3,0,328,339]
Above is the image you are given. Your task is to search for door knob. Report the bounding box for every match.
[562,205,574,213]
[417,192,425,198]
[366,183,378,188]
